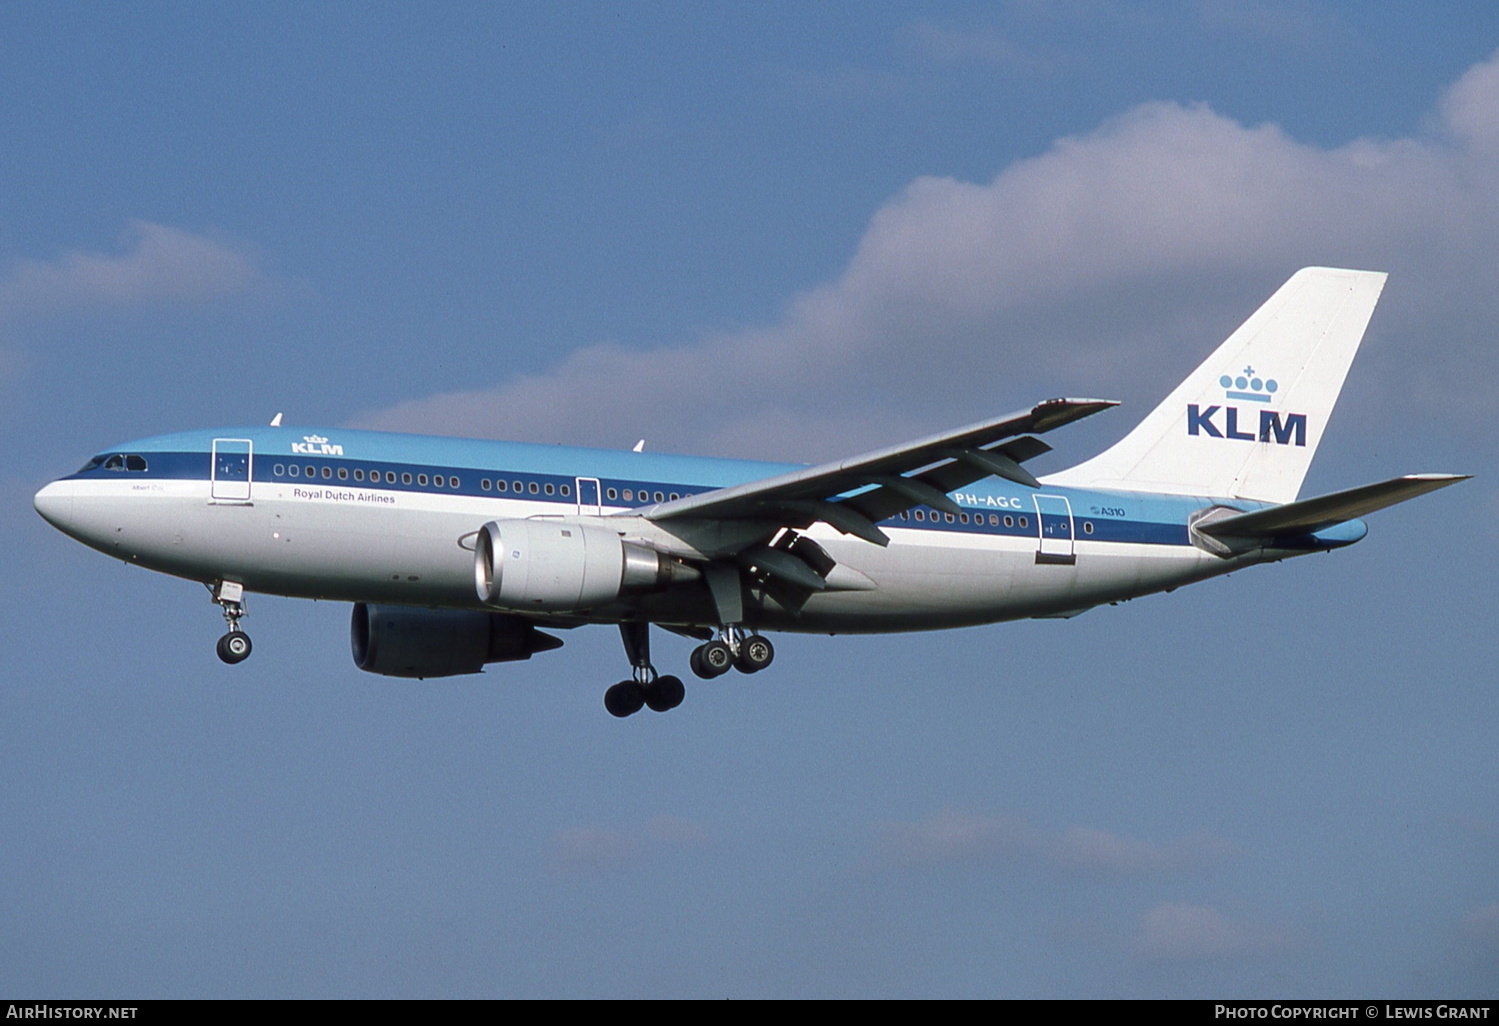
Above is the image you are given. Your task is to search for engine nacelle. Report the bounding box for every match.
[474,518,697,612]
[350,602,563,679]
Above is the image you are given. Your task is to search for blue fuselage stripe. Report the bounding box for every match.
[68,447,1195,547]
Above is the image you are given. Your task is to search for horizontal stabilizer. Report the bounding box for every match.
[1198,474,1470,539]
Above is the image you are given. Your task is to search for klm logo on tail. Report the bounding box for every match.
[1187,367,1306,446]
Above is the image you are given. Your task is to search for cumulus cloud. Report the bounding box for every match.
[549,815,711,874]
[873,808,1236,875]
[354,50,1499,461]
[1135,902,1293,961]
[0,220,264,322]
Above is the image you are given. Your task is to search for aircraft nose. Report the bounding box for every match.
[33,480,74,532]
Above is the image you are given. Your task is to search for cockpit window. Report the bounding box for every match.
[77,455,106,473]
[100,454,148,472]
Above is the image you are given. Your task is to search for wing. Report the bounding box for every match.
[638,398,1118,547]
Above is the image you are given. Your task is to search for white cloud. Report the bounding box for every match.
[354,50,1499,462]
[873,808,1235,876]
[549,815,711,874]
[0,220,264,322]
[1135,902,1292,961]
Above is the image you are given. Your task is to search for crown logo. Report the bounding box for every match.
[1220,366,1277,403]
[303,434,329,444]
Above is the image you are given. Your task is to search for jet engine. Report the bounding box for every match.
[474,518,698,612]
[350,602,563,679]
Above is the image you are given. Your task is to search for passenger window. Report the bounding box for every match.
[418,474,429,486]
[386,471,396,484]
[654,491,664,502]
[959,513,969,524]
[305,466,315,477]
[528,482,538,494]
[289,465,300,477]
[481,479,491,491]
[354,469,364,481]
[1004,515,1013,528]
[449,477,460,489]
[914,510,924,521]
[988,515,998,526]
[544,483,554,495]
[513,481,523,492]
[607,488,618,500]
[560,484,570,497]
[402,472,412,485]
[623,489,632,501]
[320,466,331,479]
[338,467,348,480]
[274,464,285,476]
[1083,522,1094,535]
[945,512,955,523]
[1019,516,1028,529]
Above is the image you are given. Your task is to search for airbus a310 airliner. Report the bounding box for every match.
[34,268,1466,716]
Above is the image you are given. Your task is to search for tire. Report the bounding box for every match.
[699,640,733,678]
[646,675,685,712]
[604,680,645,718]
[216,631,252,664]
[735,634,774,674]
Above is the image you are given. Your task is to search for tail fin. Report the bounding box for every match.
[1044,267,1387,503]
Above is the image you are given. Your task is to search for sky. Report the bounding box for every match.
[2,1,1496,998]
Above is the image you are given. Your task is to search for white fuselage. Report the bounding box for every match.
[33,426,1291,635]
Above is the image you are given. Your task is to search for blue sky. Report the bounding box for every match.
[2,2,1496,998]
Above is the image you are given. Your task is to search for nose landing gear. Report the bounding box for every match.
[210,580,252,665]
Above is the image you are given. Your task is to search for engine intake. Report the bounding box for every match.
[350,602,563,679]
[474,519,697,612]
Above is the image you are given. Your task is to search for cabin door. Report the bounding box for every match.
[576,477,602,516]
[211,438,253,502]
[1033,494,1076,565]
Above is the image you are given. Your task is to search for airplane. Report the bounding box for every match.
[32,267,1467,717]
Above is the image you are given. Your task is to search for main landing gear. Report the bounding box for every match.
[603,623,778,718]
[605,622,685,718]
[210,580,252,665]
[688,628,774,679]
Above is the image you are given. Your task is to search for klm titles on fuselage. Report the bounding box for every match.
[290,434,345,456]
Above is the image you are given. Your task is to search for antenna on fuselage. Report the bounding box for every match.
[269,413,283,427]
[632,439,645,452]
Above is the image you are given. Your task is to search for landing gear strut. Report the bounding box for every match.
[605,622,684,718]
[689,626,774,680]
[210,580,252,665]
